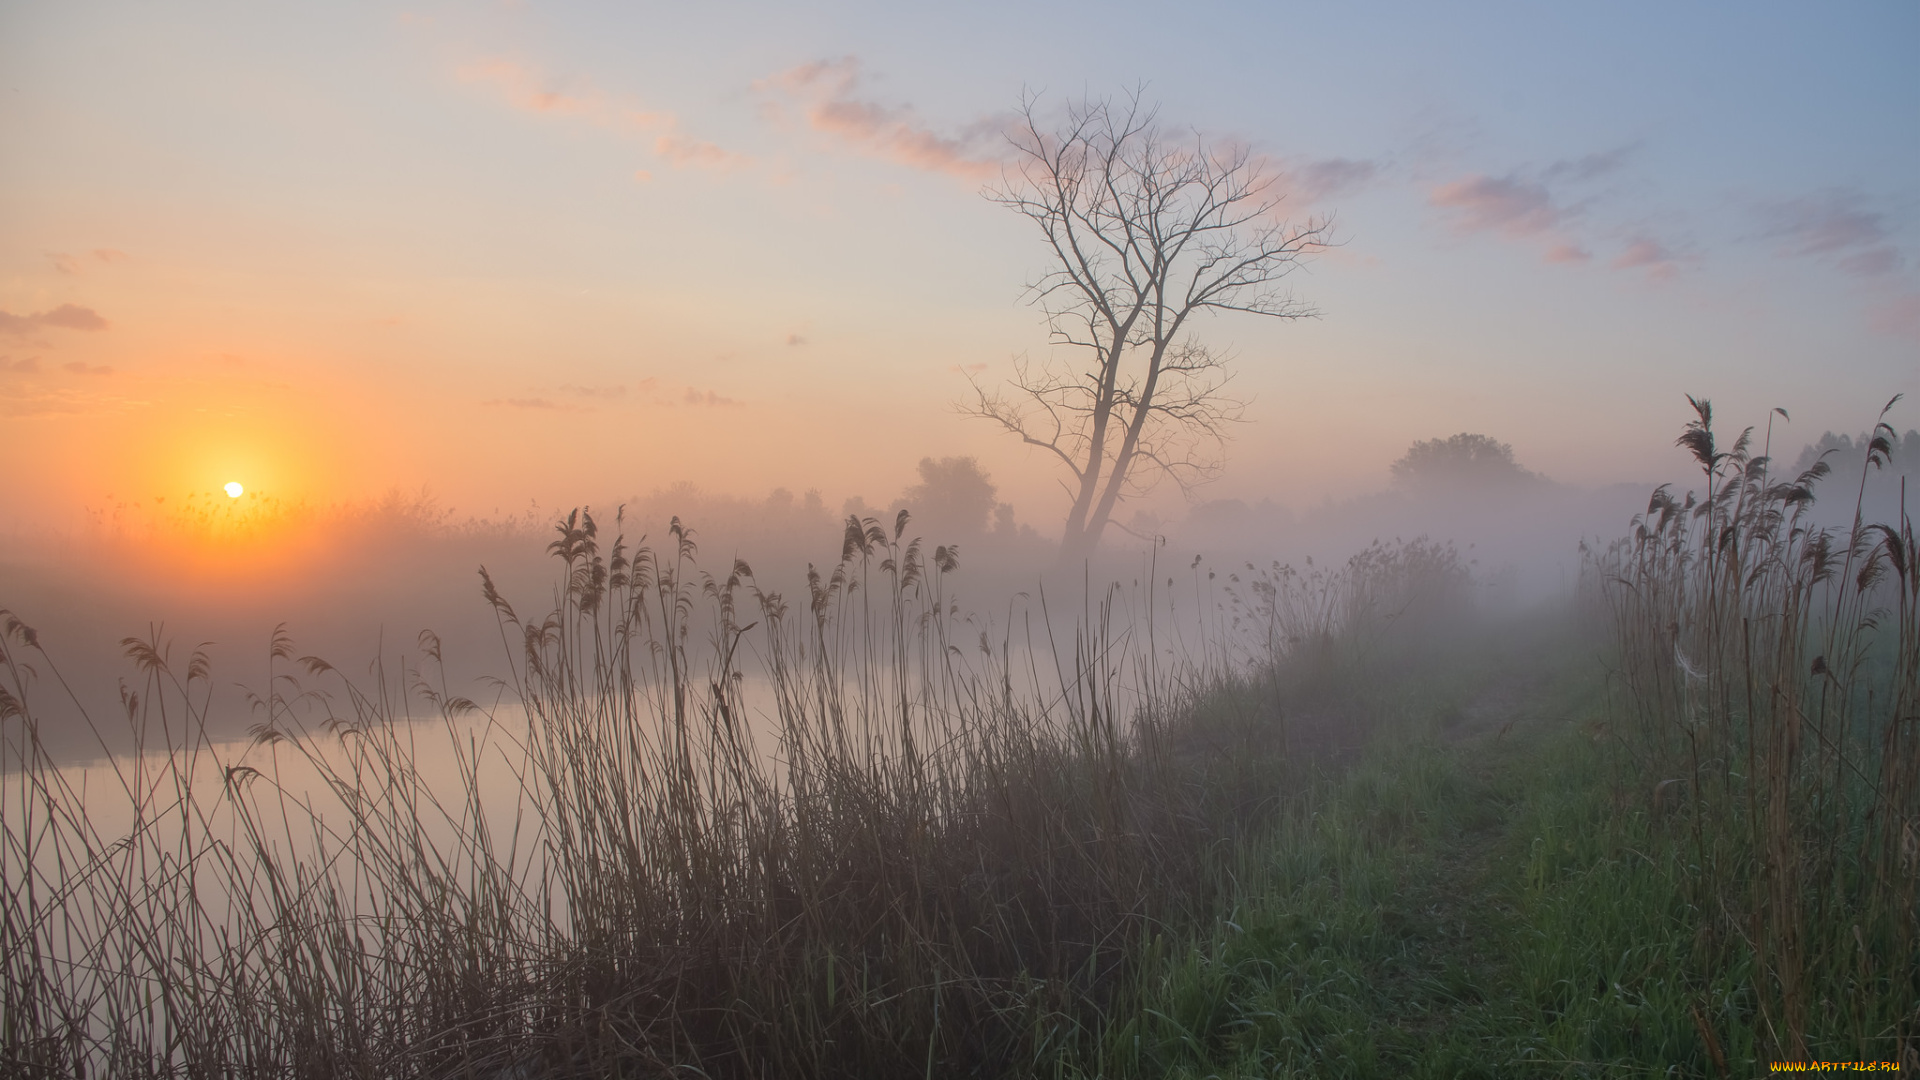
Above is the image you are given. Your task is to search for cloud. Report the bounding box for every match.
[484,397,579,411]
[684,387,741,408]
[1430,174,1562,237]
[1430,159,1679,277]
[0,375,131,416]
[47,249,128,275]
[785,333,807,347]
[0,303,110,336]
[2,357,39,373]
[1756,190,1907,277]
[654,133,742,170]
[1543,146,1635,184]
[458,58,660,126]
[458,56,749,171]
[1287,157,1377,205]
[1612,237,1679,278]
[756,57,1006,180]
[1838,248,1902,277]
[39,305,109,331]
[1762,191,1886,255]
[1,396,87,418]
[61,361,113,375]
[559,384,627,399]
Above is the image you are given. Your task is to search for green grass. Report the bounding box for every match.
[1070,648,1848,1079]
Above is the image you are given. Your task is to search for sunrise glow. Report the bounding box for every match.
[1,6,1914,1071]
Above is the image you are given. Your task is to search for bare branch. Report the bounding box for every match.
[970,89,1327,561]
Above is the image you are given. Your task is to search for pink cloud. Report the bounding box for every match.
[1430,175,1562,237]
[654,133,745,170]
[458,57,748,171]
[61,361,113,376]
[757,57,1005,180]
[1432,166,1680,278]
[1605,236,1681,276]
[458,58,661,127]
[1612,237,1677,276]
[0,304,110,336]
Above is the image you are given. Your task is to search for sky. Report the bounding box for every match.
[3,0,1916,543]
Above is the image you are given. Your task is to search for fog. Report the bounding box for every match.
[6,420,1916,765]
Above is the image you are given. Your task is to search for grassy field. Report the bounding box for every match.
[1071,609,1915,1077]
[3,401,1916,1077]
[1071,616,1739,1078]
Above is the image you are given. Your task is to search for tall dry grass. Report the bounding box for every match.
[1589,396,1919,1060]
[2,509,1474,1077]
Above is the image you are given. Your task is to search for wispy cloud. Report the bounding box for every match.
[1428,150,1681,277]
[1758,190,1903,277]
[47,249,129,275]
[458,57,750,172]
[459,57,663,126]
[1430,174,1563,238]
[653,133,743,170]
[62,361,113,376]
[2,357,40,373]
[756,57,1006,180]
[1612,237,1678,278]
[559,384,627,399]
[483,396,580,412]
[0,304,111,336]
[1285,157,1378,205]
[1542,146,1635,184]
[487,380,741,411]
[684,387,742,408]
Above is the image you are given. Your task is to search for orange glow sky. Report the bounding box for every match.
[3,1,1915,546]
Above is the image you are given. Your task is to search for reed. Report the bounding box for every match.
[2,509,1457,1077]
[1587,395,1919,1061]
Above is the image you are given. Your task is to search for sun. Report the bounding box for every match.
[224,481,244,498]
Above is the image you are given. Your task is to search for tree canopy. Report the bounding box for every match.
[1390,433,1542,493]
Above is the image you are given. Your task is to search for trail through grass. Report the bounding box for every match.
[1082,615,1912,1079]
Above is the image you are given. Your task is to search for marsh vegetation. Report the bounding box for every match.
[2,400,1916,1077]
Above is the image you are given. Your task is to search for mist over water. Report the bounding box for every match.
[12,416,1907,765]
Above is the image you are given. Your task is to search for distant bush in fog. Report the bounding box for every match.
[1390,433,1546,495]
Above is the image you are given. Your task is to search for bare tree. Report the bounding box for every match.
[966,89,1329,563]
